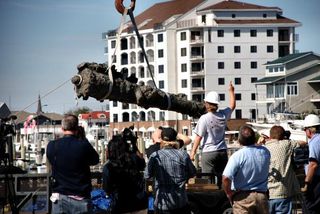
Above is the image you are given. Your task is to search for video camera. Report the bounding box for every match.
[0,115,17,163]
[122,126,138,153]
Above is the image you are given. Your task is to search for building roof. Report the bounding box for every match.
[265,52,313,65]
[11,111,63,124]
[308,75,320,83]
[79,111,110,120]
[123,0,203,31]
[256,63,320,85]
[215,15,299,25]
[200,0,281,11]
[0,102,11,119]
[254,76,285,85]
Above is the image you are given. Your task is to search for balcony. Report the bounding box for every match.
[191,87,205,93]
[190,55,204,61]
[190,37,204,45]
[190,70,205,77]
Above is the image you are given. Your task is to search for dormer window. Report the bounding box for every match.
[202,15,206,24]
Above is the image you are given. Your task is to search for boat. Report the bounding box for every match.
[247,113,307,141]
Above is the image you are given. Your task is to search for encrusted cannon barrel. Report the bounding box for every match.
[72,62,206,118]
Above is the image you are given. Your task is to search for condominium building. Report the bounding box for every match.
[104,0,300,135]
[255,52,320,117]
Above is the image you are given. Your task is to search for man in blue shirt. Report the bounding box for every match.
[47,114,99,214]
[222,125,270,214]
[302,114,320,214]
[145,127,196,214]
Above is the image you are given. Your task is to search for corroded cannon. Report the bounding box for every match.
[71,62,206,118]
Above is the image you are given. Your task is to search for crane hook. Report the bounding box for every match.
[115,0,136,14]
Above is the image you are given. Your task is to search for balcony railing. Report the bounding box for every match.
[190,70,205,76]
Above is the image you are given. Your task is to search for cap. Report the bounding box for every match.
[161,127,177,141]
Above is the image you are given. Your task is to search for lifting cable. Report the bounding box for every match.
[114,0,158,90]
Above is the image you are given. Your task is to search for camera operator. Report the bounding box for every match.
[0,115,17,168]
[47,114,99,214]
[102,127,148,214]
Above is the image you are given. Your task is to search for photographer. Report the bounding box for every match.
[46,114,99,214]
[102,128,148,214]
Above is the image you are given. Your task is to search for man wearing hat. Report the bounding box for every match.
[145,127,196,214]
[302,114,320,214]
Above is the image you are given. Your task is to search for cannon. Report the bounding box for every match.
[71,62,206,118]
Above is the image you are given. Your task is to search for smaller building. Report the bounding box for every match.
[254,51,320,119]
[78,111,110,142]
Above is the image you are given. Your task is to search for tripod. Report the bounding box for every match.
[0,135,22,214]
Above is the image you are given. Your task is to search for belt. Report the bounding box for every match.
[234,190,267,197]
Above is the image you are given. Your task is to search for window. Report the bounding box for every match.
[251,46,257,53]
[218,46,224,53]
[232,14,236,18]
[251,77,258,83]
[113,101,118,107]
[181,48,187,56]
[157,34,163,42]
[113,114,118,123]
[250,30,257,37]
[181,79,187,88]
[219,94,225,101]
[192,94,204,102]
[218,30,224,37]
[251,61,257,69]
[122,103,129,109]
[181,63,187,72]
[235,93,242,100]
[181,32,187,41]
[234,62,241,69]
[235,78,241,85]
[234,29,240,37]
[235,109,242,119]
[218,62,225,69]
[251,93,256,100]
[208,29,211,42]
[267,29,273,37]
[263,13,267,18]
[158,65,164,73]
[267,45,274,53]
[158,49,164,58]
[159,80,164,89]
[159,111,165,121]
[234,46,241,53]
[111,40,116,48]
[287,82,298,95]
[202,15,206,23]
[218,78,225,85]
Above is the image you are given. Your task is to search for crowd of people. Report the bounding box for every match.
[46,91,320,213]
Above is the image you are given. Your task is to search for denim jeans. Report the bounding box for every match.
[52,194,93,214]
[268,198,292,214]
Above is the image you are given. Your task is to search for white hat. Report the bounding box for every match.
[204,91,220,105]
[304,114,320,128]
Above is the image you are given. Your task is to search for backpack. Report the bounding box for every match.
[292,146,309,169]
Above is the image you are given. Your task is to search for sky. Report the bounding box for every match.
[0,0,319,115]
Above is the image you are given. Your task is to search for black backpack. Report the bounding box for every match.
[292,146,309,169]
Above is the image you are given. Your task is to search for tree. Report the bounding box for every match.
[66,106,92,116]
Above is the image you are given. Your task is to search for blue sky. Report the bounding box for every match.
[0,0,319,114]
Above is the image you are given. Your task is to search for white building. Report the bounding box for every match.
[104,0,300,131]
